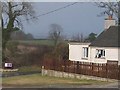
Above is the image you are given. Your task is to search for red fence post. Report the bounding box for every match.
[76,61,79,74]
[74,61,75,73]
[98,64,100,76]
[92,63,94,76]
[106,63,108,80]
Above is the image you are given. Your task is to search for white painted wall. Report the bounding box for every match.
[69,43,119,64]
[104,19,116,30]
[118,48,120,65]
[90,47,118,63]
[69,44,81,61]
[69,43,90,62]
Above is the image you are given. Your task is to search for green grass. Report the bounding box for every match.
[2,66,41,77]
[18,66,41,73]
[2,73,108,87]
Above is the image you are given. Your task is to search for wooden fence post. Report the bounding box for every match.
[73,61,74,73]
[77,61,79,74]
[92,63,94,76]
[106,63,108,81]
[98,64,99,77]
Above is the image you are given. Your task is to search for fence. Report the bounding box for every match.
[43,59,120,80]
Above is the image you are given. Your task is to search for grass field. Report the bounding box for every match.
[18,39,55,46]
[2,73,108,88]
[9,39,68,46]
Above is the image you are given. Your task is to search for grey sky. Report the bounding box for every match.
[22,2,106,39]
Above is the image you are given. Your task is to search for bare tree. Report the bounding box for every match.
[95,2,119,18]
[48,24,63,47]
[71,33,84,42]
[2,2,36,60]
[2,2,36,29]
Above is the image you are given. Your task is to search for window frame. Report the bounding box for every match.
[82,47,89,59]
[95,49,105,59]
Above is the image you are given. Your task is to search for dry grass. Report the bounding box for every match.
[2,73,108,87]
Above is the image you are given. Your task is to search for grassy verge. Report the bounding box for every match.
[2,66,41,78]
[17,66,41,73]
[2,73,109,87]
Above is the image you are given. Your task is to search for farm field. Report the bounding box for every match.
[18,39,55,46]
[10,39,68,46]
[2,73,110,88]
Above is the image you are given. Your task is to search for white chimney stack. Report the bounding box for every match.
[104,16,116,30]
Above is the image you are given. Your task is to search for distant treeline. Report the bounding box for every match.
[11,30,34,40]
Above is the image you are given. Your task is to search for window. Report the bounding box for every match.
[83,47,88,58]
[95,49,105,58]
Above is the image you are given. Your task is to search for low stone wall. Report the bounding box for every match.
[41,69,117,82]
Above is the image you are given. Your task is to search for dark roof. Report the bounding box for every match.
[90,26,120,47]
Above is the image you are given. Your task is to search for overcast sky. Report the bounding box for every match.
[22,2,106,39]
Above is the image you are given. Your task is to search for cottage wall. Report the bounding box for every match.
[69,44,119,64]
[119,48,120,65]
[69,44,82,61]
[90,47,118,63]
[69,44,90,62]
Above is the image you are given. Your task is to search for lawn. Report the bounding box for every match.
[2,73,108,88]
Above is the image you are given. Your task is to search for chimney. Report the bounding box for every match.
[104,16,116,30]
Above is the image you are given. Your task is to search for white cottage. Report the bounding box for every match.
[69,16,120,65]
